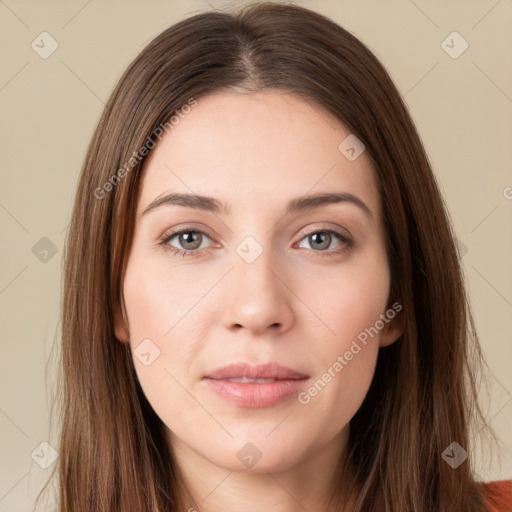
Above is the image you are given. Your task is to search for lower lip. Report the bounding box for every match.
[204,378,308,408]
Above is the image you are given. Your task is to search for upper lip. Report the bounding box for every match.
[204,362,309,380]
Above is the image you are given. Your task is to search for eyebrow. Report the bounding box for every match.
[141,191,373,219]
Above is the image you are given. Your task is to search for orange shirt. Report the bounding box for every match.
[483,480,512,511]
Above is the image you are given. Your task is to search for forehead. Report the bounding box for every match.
[137,90,380,218]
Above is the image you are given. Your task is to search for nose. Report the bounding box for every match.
[221,244,294,336]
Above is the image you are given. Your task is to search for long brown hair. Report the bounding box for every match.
[37,2,500,511]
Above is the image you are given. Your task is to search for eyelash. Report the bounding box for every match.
[158,224,354,259]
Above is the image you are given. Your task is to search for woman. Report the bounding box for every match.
[38,2,512,511]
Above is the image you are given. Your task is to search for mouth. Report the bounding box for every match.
[203,362,309,408]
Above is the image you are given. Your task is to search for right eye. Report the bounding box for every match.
[159,228,214,257]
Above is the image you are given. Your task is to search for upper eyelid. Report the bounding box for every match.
[296,223,351,240]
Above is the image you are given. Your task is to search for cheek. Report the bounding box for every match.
[122,252,209,351]
[295,251,389,412]
[122,256,208,431]
[296,252,391,346]
[298,294,383,430]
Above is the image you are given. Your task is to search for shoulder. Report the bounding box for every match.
[482,480,512,511]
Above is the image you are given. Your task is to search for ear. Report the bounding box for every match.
[379,307,404,348]
[114,299,130,343]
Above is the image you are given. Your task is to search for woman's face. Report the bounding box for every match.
[115,90,403,473]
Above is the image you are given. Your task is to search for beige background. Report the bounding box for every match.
[0,0,511,510]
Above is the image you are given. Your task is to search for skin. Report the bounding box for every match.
[114,90,404,512]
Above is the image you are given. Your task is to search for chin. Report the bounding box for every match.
[204,437,308,474]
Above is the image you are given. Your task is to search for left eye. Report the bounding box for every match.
[296,230,349,252]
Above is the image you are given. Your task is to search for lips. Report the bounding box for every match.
[203,362,309,381]
[203,362,309,408]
